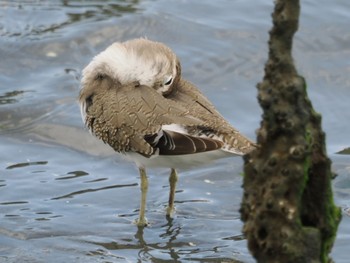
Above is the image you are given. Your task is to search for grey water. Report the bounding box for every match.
[1,0,350,262]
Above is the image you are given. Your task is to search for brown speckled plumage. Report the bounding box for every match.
[79,38,256,226]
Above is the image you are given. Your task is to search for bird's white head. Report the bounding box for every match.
[81,38,181,96]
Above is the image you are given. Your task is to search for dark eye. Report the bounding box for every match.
[85,94,94,110]
[95,73,105,81]
[164,77,173,86]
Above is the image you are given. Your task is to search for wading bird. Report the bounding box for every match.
[79,38,256,226]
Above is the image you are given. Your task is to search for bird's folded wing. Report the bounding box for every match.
[170,79,236,134]
[90,83,207,155]
[144,130,224,156]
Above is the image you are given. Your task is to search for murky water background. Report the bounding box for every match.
[1,0,350,262]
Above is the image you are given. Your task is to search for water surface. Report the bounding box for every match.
[1,1,350,262]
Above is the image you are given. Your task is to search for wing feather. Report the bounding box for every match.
[144,130,223,156]
[88,83,203,155]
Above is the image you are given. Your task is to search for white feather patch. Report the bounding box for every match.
[124,149,237,169]
[162,124,188,134]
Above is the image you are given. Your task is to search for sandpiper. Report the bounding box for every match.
[79,38,256,226]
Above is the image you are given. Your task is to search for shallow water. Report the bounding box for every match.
[1,0,350,262]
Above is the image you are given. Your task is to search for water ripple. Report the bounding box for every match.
[55,170,89,180]
[51,183,138,200]
[6,161,48,170]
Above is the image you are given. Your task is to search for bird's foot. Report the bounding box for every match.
[166,206,175,218]
[134,217,149,227]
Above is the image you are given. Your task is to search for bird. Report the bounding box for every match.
[79,38,256,226]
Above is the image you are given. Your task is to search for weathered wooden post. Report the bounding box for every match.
[240,0,341,262]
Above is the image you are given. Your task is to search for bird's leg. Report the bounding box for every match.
[135,167,148,226]
[166,168,178,217]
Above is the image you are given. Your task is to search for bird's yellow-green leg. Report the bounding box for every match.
[135,167,148,226]
[166,168,178,217]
